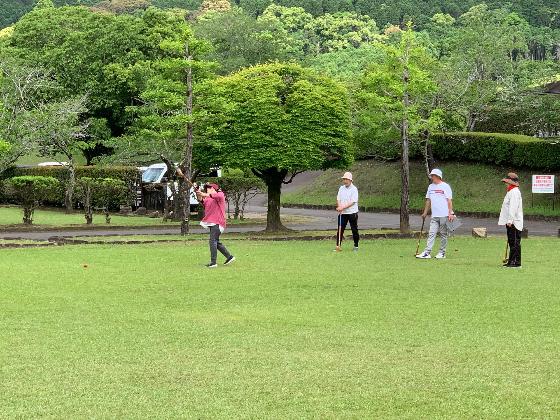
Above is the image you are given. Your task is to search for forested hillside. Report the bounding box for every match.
[2,0,560,29]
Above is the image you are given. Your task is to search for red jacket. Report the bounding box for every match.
[201,191,227,229]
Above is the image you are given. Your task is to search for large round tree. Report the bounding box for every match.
[198,62,353,231]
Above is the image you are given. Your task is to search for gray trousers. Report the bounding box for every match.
[209,225,232,264]
[424,217,449,254]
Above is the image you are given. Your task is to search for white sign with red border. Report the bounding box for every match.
[532,175,555,194]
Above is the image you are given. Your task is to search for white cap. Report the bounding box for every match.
[341,172,353,181]
[429,168,443,179]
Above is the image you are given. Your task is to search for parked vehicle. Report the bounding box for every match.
[139,163,221,212]
[37,161,67,167]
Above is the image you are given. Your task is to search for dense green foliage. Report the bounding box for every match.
[432,132,560,171]
[5,165,139,185]
[2,165,139,206]
[339,130,560,171]
[3,175,60,223]
[200,62,353,172]
[2,239,560,417]
[4,0,560,30]
[75,177,130,223]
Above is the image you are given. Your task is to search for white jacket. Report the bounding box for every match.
[498,187,523,231]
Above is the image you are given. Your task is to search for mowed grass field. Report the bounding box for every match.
[1,237,560,418]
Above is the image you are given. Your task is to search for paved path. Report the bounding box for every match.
[1,204,558,240]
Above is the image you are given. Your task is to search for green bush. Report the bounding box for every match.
[431,132,560,170]
[75,177,131,224]
[95,178,132,224]
[3,176,60,225]
[2,166,139,206]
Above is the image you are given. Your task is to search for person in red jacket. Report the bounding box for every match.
[197,183,235,268]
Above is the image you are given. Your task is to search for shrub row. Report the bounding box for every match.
[431,132,560,171]
[3,165,140,184]
[1,165,140,206]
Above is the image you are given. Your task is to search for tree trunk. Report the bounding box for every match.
[467,113,477,131]
[254,168,288,232]
[179,180,190,235]
[85,208,93,225]
[400,121,411,233]
[400,64,411,233]
[84,187,93,224]
[180,42,195,236]
[23,206,34,225]
[422,130,435,181]
[65,159,76,214]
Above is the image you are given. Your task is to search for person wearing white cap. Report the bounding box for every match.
[416,168,455,259]
[335,172,359,252]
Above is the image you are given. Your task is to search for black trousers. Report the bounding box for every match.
[209,225,232,264]
[506,225,522,266]
[337,213,359,247]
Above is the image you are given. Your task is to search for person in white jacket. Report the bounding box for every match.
[498,173,523,268]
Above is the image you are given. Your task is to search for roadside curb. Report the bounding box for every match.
[0,241,57,249]
[47,232,415,246]
[0,222,263,233]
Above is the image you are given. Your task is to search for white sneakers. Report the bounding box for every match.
[416,251,431,259]
[416,251,446,259]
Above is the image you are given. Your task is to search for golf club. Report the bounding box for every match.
[415,216,426,256]
[502,240,509,264]
[335,213,342,252]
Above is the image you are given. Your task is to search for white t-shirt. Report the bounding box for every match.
[425,182,453,217]
[337,184,359,214]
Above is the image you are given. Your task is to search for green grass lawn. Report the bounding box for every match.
[1,237,559,418]
[0,205,176,227]
[0,206,311,228]
[283,160,560,217]
[15,152,87,166]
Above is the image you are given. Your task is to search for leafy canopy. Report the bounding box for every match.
[198,62,353,172]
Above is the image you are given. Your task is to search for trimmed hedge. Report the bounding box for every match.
[431,132,560,170]
[1,166,140,206]
[4,165,139,183]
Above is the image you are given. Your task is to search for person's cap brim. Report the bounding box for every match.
[502,178,519,186]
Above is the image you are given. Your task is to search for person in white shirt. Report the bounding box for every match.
[498,172,523,268]
[416,168,455,259]
[335,172,359,252]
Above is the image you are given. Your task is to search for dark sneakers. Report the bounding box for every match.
[206,263,218,268]
[224,256,236,266]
